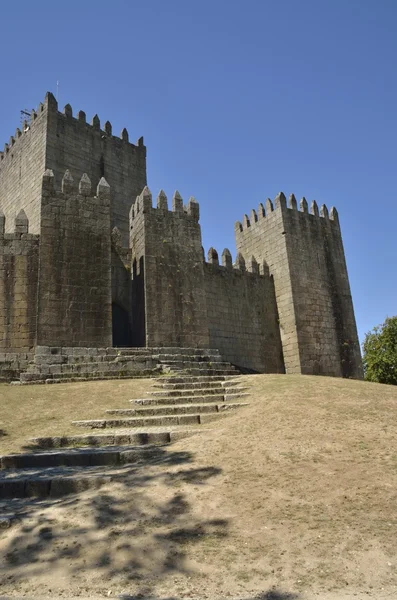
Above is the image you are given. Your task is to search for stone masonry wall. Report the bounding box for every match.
[235,196,301,373]
[45,94,147,245]
[36,170,112,347]
[235,193,362,378]
[129,188,210,348]
[0,99,48,234]
[203,250,284,373]
[0,210,39,350]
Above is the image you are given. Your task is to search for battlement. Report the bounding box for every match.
[0,96,47,170]
[41,168,110,208]
[129,186,200,228]
[205,247,270,276]
[0,209,40,251]
[0,92,144,170]
[234,191,339,234]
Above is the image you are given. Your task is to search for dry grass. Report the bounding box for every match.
[1,374,397,599]
[0,378,154,454]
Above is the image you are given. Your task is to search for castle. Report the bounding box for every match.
[0,92,363,381]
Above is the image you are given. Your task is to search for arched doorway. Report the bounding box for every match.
[112,303,133,347]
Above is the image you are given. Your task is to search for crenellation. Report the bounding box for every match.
[157,189,168,211]
[289,193,297,210]
[172,190,183,213]
[64,104,73,118]
[222,248,232,269]
[91,114,100,130]
[310,200,319,216]
[300,197,308,213]
[320,204,329,219]
[104,121,112,136]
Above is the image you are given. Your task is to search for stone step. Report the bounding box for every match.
[73,414,203,429]
[156,375,238,384]
[20,368,158,383]
[152,380,229,390]
[106,403,221,417]
[0,467,113,498]
[0,445,162,471]
[173,368,238,376]
[131,394,226,406]
[106,403,248,417]
[152,379,243,390]
[151,347,221,356]
[29,430,173,449]
[155,354,224,363]
[149,387,224,398]
[160,360,236,369]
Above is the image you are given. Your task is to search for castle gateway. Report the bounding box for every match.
[0,93,363,381]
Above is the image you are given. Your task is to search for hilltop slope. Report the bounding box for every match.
[0,374,396,599]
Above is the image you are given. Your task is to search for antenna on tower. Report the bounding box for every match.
[20,109,31,131]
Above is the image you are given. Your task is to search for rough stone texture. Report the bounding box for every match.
[235,196,363,378]
[36,173,112,347]
[203,261,284,373]
[0,101,47,234]
[0,217,39,349]
[130,190,210,348]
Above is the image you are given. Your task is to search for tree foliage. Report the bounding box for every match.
[363,316,397,385]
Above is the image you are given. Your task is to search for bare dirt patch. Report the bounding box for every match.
[1,374,397,599]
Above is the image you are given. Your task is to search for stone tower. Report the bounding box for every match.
[235,193,363,378]
[0,92,146,244]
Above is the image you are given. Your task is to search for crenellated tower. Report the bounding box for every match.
[129,187,210,348]
[0,92,146,245]
[235,192,363,378]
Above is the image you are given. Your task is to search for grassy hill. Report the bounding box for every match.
[0,374,396,599]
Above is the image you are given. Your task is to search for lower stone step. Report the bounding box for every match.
[29,430,172,449]
[0,445,161,470]
[73,414,202,429]
[0,468,112,499]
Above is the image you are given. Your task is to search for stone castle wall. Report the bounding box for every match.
[203,250,284,373]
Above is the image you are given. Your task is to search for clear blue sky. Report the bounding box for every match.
[1,0,396,344]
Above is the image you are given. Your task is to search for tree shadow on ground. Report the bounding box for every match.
[0,446,230,597]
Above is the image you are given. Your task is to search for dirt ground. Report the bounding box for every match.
[0,374,397,599]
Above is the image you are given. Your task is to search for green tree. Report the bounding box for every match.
[363,316,397,385]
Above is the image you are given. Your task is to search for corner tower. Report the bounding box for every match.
[0,92,146,244]
[235,193,363,378]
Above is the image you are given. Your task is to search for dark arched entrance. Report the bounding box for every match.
[112,303,133,347]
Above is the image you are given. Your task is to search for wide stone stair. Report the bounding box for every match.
[18,346,239,384]
[0,352,249,500]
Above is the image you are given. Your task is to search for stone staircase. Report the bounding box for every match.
[17,346,239,384]
[0,351,249,500]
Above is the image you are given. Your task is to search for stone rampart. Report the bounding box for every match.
[203,248,284,373]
